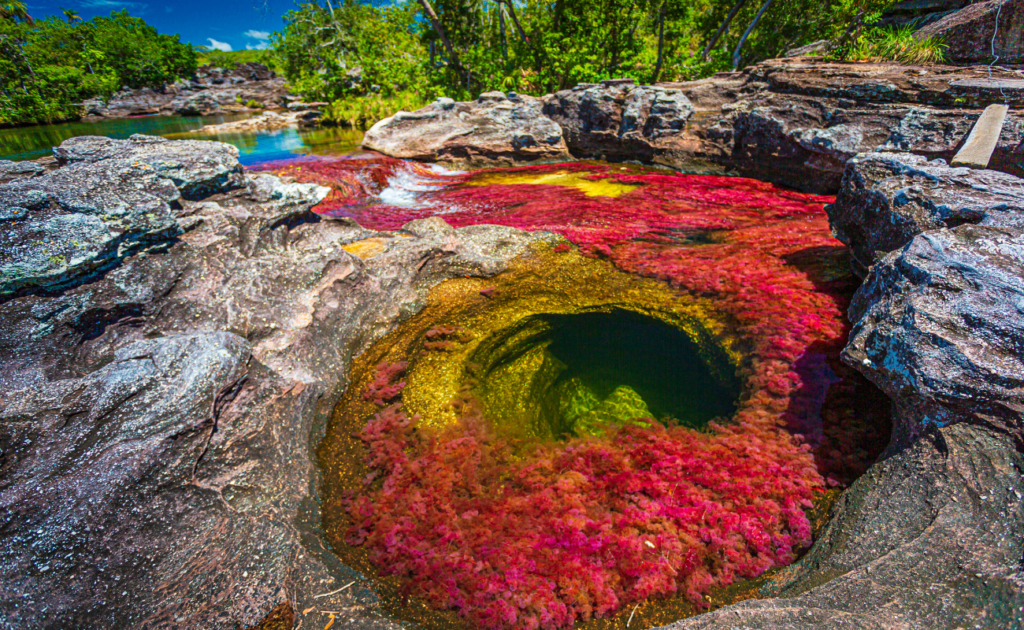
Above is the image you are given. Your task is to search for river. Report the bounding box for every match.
[0,113,366,165]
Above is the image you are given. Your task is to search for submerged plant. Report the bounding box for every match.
[299,158,891,629]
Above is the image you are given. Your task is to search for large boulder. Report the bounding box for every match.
[543,80,695,162]
[915,0,1024,64]
[844,224,1024,442]
[54,134,244,199]
[362,92,569,165]
[826,152,1024,274]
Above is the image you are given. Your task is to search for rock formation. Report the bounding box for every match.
[362,59,1024,194]
[81,63,289,120]
[363,91,568,165]
[914,0,1024,64]
[0,136,549,629]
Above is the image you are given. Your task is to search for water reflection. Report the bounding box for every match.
[0,114,366,165]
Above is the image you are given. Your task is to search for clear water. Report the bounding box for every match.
[0,115,366,166]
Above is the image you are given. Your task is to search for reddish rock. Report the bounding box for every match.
[914,0,1024,64]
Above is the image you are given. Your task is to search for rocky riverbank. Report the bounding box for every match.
[365,58,1024,194]
[81,63,290,120]
[2,37,1023,630]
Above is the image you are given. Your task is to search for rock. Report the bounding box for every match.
[192,110,308,133]
[543,83,695,163]
[363,92,568,165]
[54,134,244,199]
[784,39,830,57]
[0,138,555,629]
[826,152,1024,274]
[914,0,1024,64]
[174,91,223,116]
[0,160,182,298]
[844,224,1024,441]
[662,421,1024,630]
[0,160,45,184]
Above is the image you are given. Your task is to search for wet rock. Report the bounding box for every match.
[915,0,1024,64]
[54,134,244,199]
[844,224,1024,441]
[826,152,1024,274]
[0,138,553,629]
[363,92,569,165]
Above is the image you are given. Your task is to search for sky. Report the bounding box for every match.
[23,0,292,51]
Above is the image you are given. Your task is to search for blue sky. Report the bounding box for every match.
[24,0,292,51]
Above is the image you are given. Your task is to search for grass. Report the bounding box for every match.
[833,26,947,64]
[323,92,434,128]
[196,49,280,72]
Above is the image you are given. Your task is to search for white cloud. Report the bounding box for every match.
[80,0,149,11]
[246,42,269,50]
[207,38,232,52]
[244,30,270,41]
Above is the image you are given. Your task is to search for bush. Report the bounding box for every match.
[832,26,947,64]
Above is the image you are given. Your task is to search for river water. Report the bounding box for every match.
[0,114,366,165]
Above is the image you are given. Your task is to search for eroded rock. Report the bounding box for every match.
[362,92,569,165]
[0,138,553,630]
[914,0,1024,64]
[826,152,1024,273]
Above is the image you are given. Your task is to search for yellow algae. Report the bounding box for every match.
[466,170,640,197]
[342,237,388,259]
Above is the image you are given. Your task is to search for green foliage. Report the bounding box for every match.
[197,48,280,72]
[275,0,906,110]
[322,92,432,127]
[0,10,196,126]
[273,1,432,104]
[830,26,947,64]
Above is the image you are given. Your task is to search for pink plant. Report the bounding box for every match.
[273,160,892,629]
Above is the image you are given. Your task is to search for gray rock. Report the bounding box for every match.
[0,159,183,298]
[0,160,45,184]
[54,134,244,199]
[826,152,1024,274]
[543,83,695,162]
[362,93,568,165]
[845,224,1024,441]
[663,422,1024,630]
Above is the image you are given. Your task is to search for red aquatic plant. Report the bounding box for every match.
[281,158,891,629]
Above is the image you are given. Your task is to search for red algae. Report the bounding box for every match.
[293,157,890,630]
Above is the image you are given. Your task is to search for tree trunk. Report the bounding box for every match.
[501,0,529,44]
[651,3,666,83]
[732,0,773,70]
[416,0,463,74]
[702,0,750,61]
[499,3,508,64]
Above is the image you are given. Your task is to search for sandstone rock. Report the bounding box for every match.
[0,138,555,629]
[363,92,569,165]
[826,152,1024,273]
[663,421,1024,630]
[174,91,223,116]
[54,134,244,199]
[543,83,695,162]
[915,0,1024,64]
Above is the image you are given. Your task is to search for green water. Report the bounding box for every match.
[472,309,742,440]
[0,114,366,165]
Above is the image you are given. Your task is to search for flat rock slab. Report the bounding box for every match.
[952,103,1009,168]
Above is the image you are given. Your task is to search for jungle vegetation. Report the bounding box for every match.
[0,3,196,126]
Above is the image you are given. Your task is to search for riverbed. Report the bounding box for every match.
[0,113,365,164]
